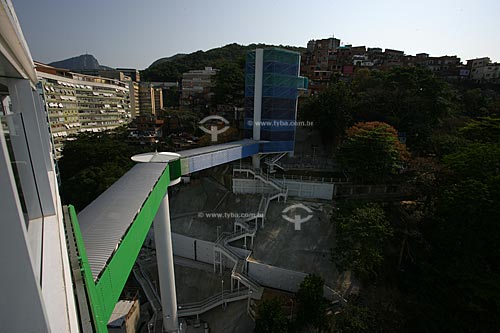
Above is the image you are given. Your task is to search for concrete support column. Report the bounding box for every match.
[252,49,263,170]
[253,49,263,141]
[252,154,260,169]
[154,193,179,332]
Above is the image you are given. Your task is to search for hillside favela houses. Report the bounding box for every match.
[300,37,500,93]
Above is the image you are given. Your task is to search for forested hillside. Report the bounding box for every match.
[141,43,305,82]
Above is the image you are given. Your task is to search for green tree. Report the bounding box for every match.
[353,67,452,153]
[213,62,244,106]
[299,81,354,145]
[333,203,393,282]
[296,274,328,330]
[254,298,289,333]
[141,43,305,82]
[462,88,489,117]
[401,142,500,332]
[336,121,409,183]
[459,116,500,143]
[58,128,145,210]
[330,302,376,333]
[163,86,180,107]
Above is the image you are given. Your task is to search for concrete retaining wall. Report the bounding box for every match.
[247,261,341,300]
[247,260,307,292]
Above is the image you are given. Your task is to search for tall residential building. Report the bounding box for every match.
[244,48,308,154]
[115,69,141,118]
[181,67,218,107]
[129,80,140,118]
[154,86,164,114]
[75,68,141,118]
[116,68,141,82]
[36,62,132,157]
[138,82,163,115]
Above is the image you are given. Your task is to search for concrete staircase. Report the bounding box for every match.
[233,167,288,203]
[214,231,264,300]
[174,168,293,318]
[211,171,290,303]
[264,152,287,172]
[178,289,250,317]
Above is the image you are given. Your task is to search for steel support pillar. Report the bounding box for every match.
[154,193,179,332]
[252,49,263,170]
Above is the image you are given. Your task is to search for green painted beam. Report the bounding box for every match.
[69,205,108,333]
[95,165,171,322]
[69,160,179,331]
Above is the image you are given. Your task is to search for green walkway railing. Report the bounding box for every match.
[67,159,180,331]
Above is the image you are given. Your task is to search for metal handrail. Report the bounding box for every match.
[178,290,250,317]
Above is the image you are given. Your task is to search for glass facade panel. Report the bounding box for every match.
[244,48,307,152]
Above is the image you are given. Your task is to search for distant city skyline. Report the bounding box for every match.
[13,0,500,69]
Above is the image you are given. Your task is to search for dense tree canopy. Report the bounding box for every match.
[336,121,409,183]
[459,116,500,142]
[301,69,500,331]
[58,127,146,210]
[212,62,244,106]
[141,43,304,82]
[353,67,453,153]
[300,67,455,154]
[333,203,393,282]
[299,81,354,144]
[295,274,328,330]
[254,298,289,333]
[329,300,378,333]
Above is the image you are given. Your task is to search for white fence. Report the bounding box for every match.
[233,178,334,200]
[247,260,344,301]
[171,233,250,266]
[171,233,344,302]
[247,260,307,292]
[172,233,214,265]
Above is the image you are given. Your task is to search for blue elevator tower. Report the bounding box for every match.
[244,48,308,154]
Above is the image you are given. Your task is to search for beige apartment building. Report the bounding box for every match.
[138,82,163,115]
[36,62,132,157]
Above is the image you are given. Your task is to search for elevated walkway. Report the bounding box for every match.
[178,139,259,175]
[77,140,262,282]
[69,140,345,328]
[78,163,168,281]
[70,139,263,329]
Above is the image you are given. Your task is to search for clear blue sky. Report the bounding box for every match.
[13,0,500,69]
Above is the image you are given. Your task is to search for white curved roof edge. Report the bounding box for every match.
[132,152,181,163]
[0,0,37,84]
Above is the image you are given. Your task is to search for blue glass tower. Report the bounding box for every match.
[244,48,308,154]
